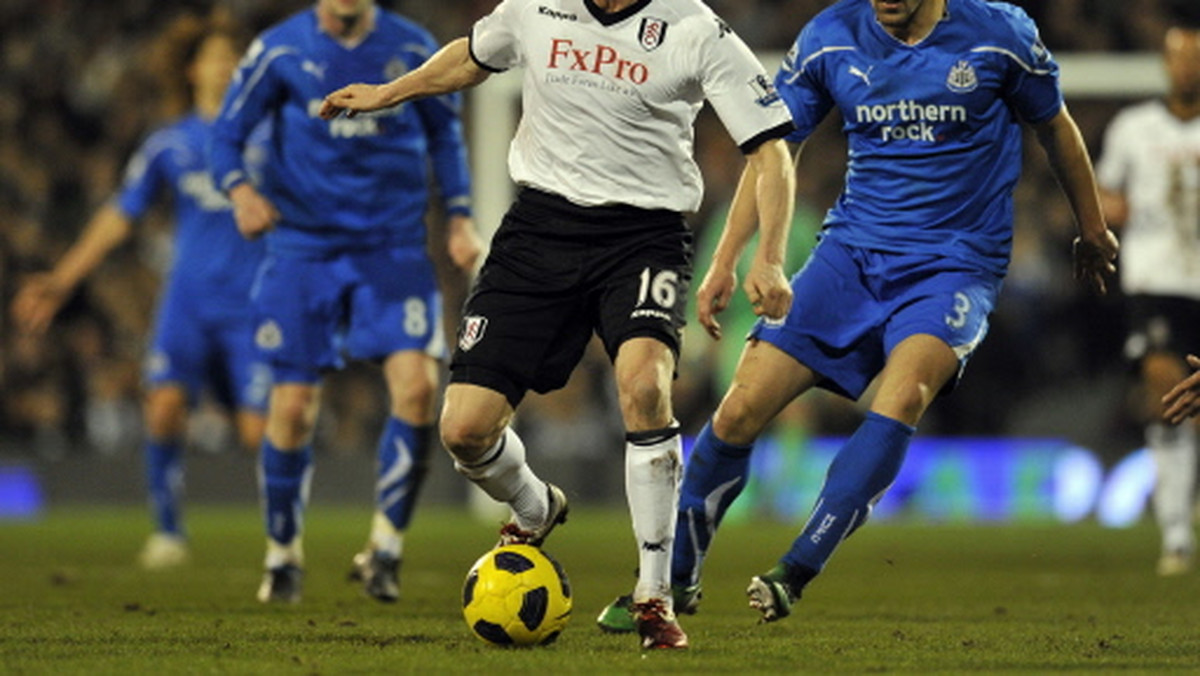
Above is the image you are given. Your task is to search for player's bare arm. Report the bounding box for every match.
[697,138,795,340]
[1032,106,1119,294]
[1163,355,1200,424]
[11,203,132,335]
[320,38,489,119]
[742,137,795,322]
[228,182,279,240]
[446,214,482,272]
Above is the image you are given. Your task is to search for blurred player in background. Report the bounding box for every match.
[210,0,479,604]
[594,0,1118,627]
[1097,23,1200,576]
[10,14,267,570]
[321,0,795,649]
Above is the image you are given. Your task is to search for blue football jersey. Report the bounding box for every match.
[210,8,472,255]
[775,0,1062,274]
[117,113,264,316]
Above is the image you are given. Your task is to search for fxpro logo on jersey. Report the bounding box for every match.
[547,39,649,84]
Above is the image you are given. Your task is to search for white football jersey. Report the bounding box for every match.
[1097,100,1200,299]
[470,0,793,211]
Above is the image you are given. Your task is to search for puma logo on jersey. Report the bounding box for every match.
[547,38,649,84]
[849,65,873,87]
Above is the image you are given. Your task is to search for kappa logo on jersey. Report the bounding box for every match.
[459,315,488,351]
[255,320,283,351]
[945,60,978,94]
[538,6,577,21]
[637,17,668,51]
[547,39,649,84]
[748,74,780,107]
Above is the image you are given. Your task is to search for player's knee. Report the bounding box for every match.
[387,375,437,420]
[616,370,670,425]
[439,416,500,464]
[144,388,187,440]
[711,397,761,446]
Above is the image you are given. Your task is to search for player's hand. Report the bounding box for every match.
[320,83,391,119]
[696,265,737,341]
[11,273,70,336]
[1162,354,1200,425]
[1072,228,1118,294]
[744,258,792,322]
[229,183,279,240]
[447,214,482,272]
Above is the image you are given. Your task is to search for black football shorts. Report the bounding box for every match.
[450,188,694,407]
[1123,294,1200,363]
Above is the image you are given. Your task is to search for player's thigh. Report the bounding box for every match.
[751,239,884,400]
[345,248,445,362]
[713,339,820,444]
[881,263,1001,396]
[381,350,440,423]
[215,317,271,414]
[144,294,209,405]
[251,254,347,382]
[595,227,693,372]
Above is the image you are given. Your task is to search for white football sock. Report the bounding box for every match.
[369,511,404,558]
[455,427,548,530]
[1148,422,1197,554]
[626,427,682,607]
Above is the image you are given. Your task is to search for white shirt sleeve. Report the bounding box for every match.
[699,24,792,150]
[1095,111,1132,193]
[471,0,525,71]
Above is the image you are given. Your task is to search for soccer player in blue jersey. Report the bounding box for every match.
[11,15,268,570]
[596,0,1120,628]
[209,0,480,604]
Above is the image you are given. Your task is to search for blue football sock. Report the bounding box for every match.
[259,442,313,546]
[145,440,184,536]
[376,418,433,531]
[781,411,914,584]
[672,421,753,587]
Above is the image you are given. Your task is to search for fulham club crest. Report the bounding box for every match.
[638,17,667,51]
[459,315,488,351]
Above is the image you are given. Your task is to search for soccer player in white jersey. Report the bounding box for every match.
[322,0,796,650]
[594,0,1119,628]
[1097,24,1200,576]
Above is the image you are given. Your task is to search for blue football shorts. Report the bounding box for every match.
[750,237,1003,400]
[145,280,270,412]
[249,245,445,384]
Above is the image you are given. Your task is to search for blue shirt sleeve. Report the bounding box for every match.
[774,22,836,144]
[411,30,472,218]
[116,131,169,220]
[210,37,285,193]
[995,4,1062,124]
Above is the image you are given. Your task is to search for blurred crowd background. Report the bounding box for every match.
[0,0,1187,491]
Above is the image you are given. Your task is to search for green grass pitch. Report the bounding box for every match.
[2,505,1199,673]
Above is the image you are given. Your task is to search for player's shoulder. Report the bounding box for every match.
[954,0,1040,47]
[138,116,196,158]
[789,0,861,54]
[646,0,740,44]
[376,9,438,44]
[1109,99,1168,131]
[257,9,312,47]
